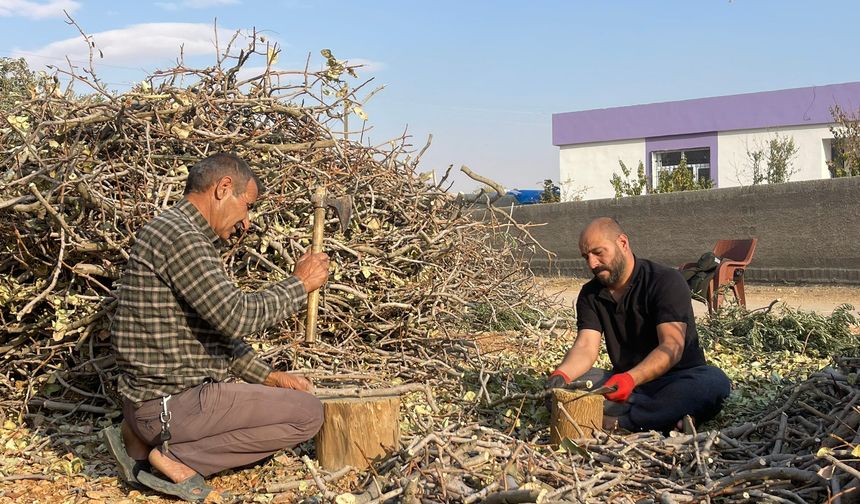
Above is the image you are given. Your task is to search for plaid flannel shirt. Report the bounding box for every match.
[112,198,307,404]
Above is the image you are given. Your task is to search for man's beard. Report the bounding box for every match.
[593,251,627,287]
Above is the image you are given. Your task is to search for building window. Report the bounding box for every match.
[652,148,711,188]
[824,138,846,178]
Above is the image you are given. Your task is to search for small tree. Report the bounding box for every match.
[610,160,649,197]
[829,106,860,177]
[539,179,560,203]
[765,135,798,183]
[559,176,588,201]
[655,155,713,193]
[746,134,798,184]
[747,148,766,185]
[0,57,35,112]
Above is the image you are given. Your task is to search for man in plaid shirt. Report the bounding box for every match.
[105,153,330,501]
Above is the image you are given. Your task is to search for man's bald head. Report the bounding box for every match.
[580,217,625,247]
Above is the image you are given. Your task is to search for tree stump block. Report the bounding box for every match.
[315,395,400,471]
[549,389,603,444]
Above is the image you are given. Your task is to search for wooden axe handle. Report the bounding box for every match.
[304,187,327,344]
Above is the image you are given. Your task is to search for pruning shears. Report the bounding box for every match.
[550,381,618,402]
[577,384,618,398]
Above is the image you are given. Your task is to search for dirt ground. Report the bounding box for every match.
[2,279,857,504]
[537,276,860,316]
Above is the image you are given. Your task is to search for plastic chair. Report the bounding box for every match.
[681,239,758,313]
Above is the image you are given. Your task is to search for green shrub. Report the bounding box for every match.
[698,303,859,358]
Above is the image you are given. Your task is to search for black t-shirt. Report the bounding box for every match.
[575,256,706,373]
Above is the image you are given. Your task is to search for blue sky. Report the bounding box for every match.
[3,0,860,192]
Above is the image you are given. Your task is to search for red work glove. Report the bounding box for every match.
[544,370,571,412]
[603,372,635,403]
[547,369,571,387]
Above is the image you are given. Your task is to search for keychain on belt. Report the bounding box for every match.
[159,395,172,453]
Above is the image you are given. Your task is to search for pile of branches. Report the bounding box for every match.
[278,356,860,504]
[0,31,554,410]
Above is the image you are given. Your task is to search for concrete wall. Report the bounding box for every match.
[717,124,833,187]
[559,138,645,201]
[510,176,860,284]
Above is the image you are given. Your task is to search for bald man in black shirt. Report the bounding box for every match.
[546,217,731,433]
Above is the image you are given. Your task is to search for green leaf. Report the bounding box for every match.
[7,115,30,132]
[560,437,592,460]
[352,106,368,121]
[43,383,62,396]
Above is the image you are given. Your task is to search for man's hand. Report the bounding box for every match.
[603,372,635,403]
[545,370,570,390]
[263,371,314,392]
[293,251,330,293]
[543,370,570,412]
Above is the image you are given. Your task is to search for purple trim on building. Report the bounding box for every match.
[553,82,860,146]
[645,133,719,186]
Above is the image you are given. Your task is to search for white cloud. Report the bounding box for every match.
[14,22,248,70]
[0,0,80,19]
[155,0,238,11]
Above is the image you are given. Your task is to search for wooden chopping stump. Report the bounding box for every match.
[549,389,603,444]
[315,395,400,471]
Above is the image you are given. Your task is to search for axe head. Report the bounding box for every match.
[312,189,353,232]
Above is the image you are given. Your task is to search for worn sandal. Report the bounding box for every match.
[101,425,150,487]
[137,471,231,502]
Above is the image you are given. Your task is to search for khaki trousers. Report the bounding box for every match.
[124,382,323,476]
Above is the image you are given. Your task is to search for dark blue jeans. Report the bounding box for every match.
[582,365,731,433]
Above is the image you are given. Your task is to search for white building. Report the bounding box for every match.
[552,82,860,201]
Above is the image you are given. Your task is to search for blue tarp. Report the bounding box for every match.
[460,188,557,205]
[506,189,544,204]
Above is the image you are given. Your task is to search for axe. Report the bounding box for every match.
[305,186,352,344]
